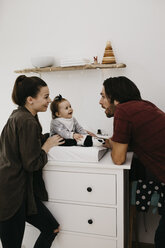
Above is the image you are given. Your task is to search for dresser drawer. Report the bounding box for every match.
[44,202,116,237]
[53,232,116,248]
[43,171,116,205]
[23,224,116,248]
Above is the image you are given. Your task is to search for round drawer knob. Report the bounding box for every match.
[87,187,92,192]
[88,219,93,224]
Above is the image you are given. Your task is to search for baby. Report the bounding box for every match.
[50,95,105,147]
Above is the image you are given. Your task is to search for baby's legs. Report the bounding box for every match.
[77,135,105,147]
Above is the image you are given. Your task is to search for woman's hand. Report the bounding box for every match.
[73,133,83,141]
[42,135,65,153]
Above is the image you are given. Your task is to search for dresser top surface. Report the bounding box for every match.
[45,151,133,171]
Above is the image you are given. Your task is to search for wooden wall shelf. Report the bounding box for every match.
[14,63,126,73]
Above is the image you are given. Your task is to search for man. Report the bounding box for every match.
[99,76,165,248]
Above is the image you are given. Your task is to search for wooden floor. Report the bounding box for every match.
[132,242,154,248]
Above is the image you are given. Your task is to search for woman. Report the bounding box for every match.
[0,75,64,248]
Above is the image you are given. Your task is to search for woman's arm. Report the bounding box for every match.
[19,119,64,172]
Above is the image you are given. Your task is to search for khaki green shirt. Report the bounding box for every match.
[0,107,48,221]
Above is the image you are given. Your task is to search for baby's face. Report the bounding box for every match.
[57,100,73,119]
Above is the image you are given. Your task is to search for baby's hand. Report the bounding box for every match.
[73,133,83,141]
[86,130,97,137]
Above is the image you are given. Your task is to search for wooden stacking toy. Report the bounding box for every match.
[102,41,116,64]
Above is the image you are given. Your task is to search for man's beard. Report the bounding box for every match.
[105,104,116,118]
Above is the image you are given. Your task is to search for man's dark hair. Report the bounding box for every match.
[103,76,142,103]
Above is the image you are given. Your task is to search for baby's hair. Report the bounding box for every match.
[12,75,47,106]
[50,94,66,119]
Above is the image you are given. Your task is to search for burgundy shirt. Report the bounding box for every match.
[111,100,165,183]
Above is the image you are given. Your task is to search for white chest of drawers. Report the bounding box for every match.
[21,151,132,248]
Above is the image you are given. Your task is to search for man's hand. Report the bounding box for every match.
[103,138,113,149]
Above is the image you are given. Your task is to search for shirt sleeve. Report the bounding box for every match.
[111,109,132,144]
[73,118,87,134]
[18,119,48,172]
[50,119,73,139]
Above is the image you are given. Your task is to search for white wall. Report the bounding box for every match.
[0,0,164,244]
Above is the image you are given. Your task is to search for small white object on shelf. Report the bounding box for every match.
[31,56,54,68]
[60,58,92,67]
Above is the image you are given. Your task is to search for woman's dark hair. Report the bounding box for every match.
[12,75,47,106]
[103,76,142,103]
[50,94,66,119]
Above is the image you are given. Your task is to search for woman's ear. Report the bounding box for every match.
[26,96,34,105]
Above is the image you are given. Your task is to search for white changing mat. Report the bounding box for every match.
[48,146,108,163]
